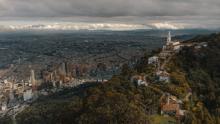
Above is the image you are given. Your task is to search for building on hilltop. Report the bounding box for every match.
[156,70,170,83]
[194,42,208,49]
[148,56,159,65]
[160,94,185,119]
[23,89,33,101]
[159,31,182,59]
[130,74,148,86]
[1,101,7,111]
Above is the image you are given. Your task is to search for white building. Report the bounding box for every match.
[23,89,33,101]
[3,79,8,84]
[137,79,148,86]
[173,45,181,51]
[30,70,36,87]
[1,102,7,111]
[172,41,180,46]
[160,31,182,58]
[148,56,159,64]
[172,41,182,52]
[156,71,170,83]
[195,42,208,49]
[131,75,148,86]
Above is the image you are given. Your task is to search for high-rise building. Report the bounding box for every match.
[50,73,53,81]
[9,82,14,101]
[60,62,67,76]
[30,69,36,90]
[1,102,7,111]
[23,89,33,101]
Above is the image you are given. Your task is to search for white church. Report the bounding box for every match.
[159,31,182,59]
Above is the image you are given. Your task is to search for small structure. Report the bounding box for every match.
[59,80,63,87]
[160,94,185,119]
[4,79,8,84]
[172,41,182,52]
[137,79,148,86]
[173,45,181,51]
[195,42,208,49]
[172,41,180,46]
[23,89,33,101]
[148,56,159,65]
[156,71,170,83]
[199,42,208,47]
[131,75,148,86]
[1,102,7,111]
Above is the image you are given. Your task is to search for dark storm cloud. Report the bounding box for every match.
[0,0,220,18]
[0,0,220,29]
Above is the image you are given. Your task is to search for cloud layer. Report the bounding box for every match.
[0,23,149,31]
[0,0,220,29]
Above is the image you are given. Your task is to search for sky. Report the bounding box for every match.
[0,0,220,30]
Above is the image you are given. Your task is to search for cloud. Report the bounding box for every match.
[150,22,186,30]
[0,0,220,17]
[0,0,219,29]
[0,23,150,31]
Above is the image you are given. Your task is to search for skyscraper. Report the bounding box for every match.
[9,81,14,101]
[60,62,67,76]
[30,69,36,90]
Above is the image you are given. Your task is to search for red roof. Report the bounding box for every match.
[162,103,179,111]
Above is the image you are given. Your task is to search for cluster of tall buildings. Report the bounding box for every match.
[0,60,122,113]
[0,61,103,113]
[42,62,95,85]
[0,69,37,112]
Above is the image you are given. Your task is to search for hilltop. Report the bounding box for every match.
[166,33,220,123]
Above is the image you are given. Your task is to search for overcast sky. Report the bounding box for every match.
[0,0,220,30]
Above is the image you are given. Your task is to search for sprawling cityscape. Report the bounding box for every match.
[0,31,166,118]
[0,30,214,123]
[1,0,220,124]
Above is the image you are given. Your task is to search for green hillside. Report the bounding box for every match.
[166,33,220,124]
